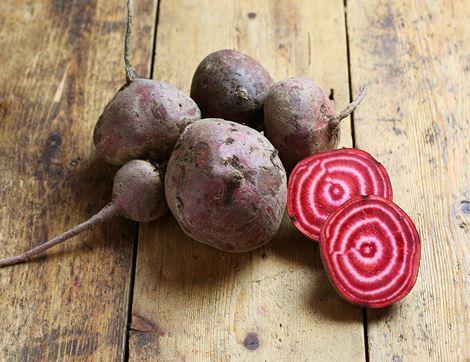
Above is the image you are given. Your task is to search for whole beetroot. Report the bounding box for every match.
[190,50,272,129]
[165,119,287,252]
[264,78,366,170]
[94,79,200,165]
[93,0,201,165]
[0,160,167,267]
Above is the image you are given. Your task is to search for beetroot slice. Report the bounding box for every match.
[320,195,421,308]
[287,148,392,241]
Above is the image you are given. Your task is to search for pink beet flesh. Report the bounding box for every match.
[320,195,421,308]
[288,148,392,241]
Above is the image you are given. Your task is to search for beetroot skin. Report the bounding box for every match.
[94,79,201,165]
[320,195,421,308]
[0,160,167,267]
[264,78,366,170]
[190,50,273,129]
[112,159,168,222]
[288,148,392,241]
[165,119,287,252]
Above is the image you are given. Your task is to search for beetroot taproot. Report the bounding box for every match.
[320,195,421,308]
[93,0,200,165]
[0,160,167,267]
[190,50,272,129]
[288,148,392,241]
[165,119,287,252]
[264,78,366,170]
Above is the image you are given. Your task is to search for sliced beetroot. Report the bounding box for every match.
[288,148,392,241]
[320,195,421,308]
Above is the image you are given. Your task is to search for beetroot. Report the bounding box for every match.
[190,50,273,129]
[320,195,421,308]
[93,0,201,165]
[165,119,287,252]
[288,148,392,241]
[0,160,167,267]
[93,79,200,165]
[264,78,366,170]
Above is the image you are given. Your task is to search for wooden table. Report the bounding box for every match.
[0,0,468,360]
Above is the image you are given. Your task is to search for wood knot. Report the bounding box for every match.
[243,333,259,350]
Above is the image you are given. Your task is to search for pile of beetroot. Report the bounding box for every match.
[0,0,420,309]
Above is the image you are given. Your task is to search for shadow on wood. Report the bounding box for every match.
[269,216,364,323]
[138,212,251,289]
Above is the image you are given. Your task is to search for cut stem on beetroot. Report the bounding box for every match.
[328,87,367,126]
[320,195,421,308]
[288,148,393,241]
[124,0,136,83]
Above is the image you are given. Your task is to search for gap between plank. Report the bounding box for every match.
[343,1,369,361]
[149,0,163,79]
[124,223,139,362]
[124,1,163,360]
[343,0,357,149]
[362,308,370,362]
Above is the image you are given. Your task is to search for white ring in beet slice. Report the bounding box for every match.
[287,148,392,241]
[320,195,420,308]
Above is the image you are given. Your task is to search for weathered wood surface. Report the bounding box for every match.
[347,0,470,361]
[129,0,366,360]
[0,0,156,360]
[1,0,469,361]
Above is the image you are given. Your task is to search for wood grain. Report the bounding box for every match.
[0,0,156,360]
[130,0,365,360]
[3,0,465,360]
[347,0,470,360]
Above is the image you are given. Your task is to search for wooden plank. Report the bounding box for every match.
[0,0,156,360]
[130,0,366,360]
[347,0,470,360]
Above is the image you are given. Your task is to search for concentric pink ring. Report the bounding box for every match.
[288,148,392,241]
[320,195,421,308]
